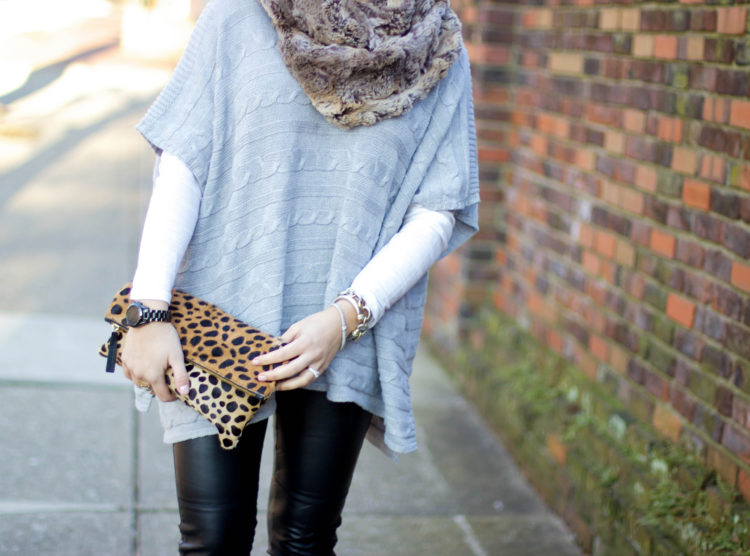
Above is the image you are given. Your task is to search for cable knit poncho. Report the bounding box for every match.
[136,0,479,455]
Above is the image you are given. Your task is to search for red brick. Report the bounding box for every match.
[667,293,696,328]
[459,5,478,24]
[599,8,619,30]
[734,165,750,191]
[731,261,750,293]
[730,99,750,131]
[684,36,705,61]
[657,116,683,142]
[739,468,750,502]
[478,147,510,163]
[699,154,726,184]
[623,108,646,133]
[520,51,542,68]
[654,35,678,59]
[615,239,636,267]
[716,7,747,35]
[602,181,620,206]
[582,251,601,275]
[481,45,511,66]
[636,165,658,192]
[650,228,676,257]
[594,230,617,258]
[633,34,654,58]
[576,149,595,171]
[617,188,640,214]
[621,8,640,31]
[474,86,509,104]
[682,179,711,210]
[675,239,705,268]
[653,404,682,442]
[587,104,621,127]
[703,97,730,124]
[631,221,652,247]
[590,334,609,362]
[605,130,625,154]
[548,53,584,74]
[530,135,547,156]
[672,147,697,175]
[578,223,595,248]
[522,8,552,29]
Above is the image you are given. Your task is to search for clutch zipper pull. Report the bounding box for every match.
[105,323,122,373]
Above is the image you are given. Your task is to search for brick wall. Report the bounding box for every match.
[425,0,750,552]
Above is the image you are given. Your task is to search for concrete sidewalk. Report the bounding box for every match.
[0,311,581,555]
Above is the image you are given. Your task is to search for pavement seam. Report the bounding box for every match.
[131,407,140,556]
[453,514,488,556]
[0,501,124,514]
[0,380,129,391]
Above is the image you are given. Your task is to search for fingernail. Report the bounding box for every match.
[257,374,267,381]
[252,358,260,365]
[178,385,190,395]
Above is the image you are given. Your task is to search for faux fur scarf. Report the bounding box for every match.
[258,0,463,128]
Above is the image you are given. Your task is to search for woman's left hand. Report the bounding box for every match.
[252,306,343,391]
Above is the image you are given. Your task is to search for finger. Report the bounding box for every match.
[168,352,190,396]
[252,337,306,367]
[150,372,176,402]
[275,369,317,391]
[257,354,313,382]
[279,324,299,344]
[252,345,297,367]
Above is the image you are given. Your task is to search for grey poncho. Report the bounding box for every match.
[136,0,479,454]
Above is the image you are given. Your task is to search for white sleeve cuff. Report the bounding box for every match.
[350,204,455,325]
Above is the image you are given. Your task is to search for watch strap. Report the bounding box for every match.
[137,307,171,325]
[127,301,171,327]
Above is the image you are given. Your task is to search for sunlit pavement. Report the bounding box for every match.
[0,4,581,554]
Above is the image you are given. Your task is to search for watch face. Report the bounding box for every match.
[126,303,143,326]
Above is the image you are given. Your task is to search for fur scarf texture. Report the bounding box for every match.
[258,0,463,128]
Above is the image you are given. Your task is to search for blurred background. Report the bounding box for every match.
[0,0,201,314]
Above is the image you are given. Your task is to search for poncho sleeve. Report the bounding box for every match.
[136,2,221,188]
[382,48,479,259]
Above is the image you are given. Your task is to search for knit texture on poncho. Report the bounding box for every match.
[136,0,478,455]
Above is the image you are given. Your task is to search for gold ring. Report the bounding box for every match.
[137,382,152,392]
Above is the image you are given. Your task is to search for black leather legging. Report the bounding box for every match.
[173,389,372,555]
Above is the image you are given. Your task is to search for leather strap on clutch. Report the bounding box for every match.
[99,283,283,449]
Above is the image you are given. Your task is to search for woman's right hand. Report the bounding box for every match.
[121,304,190,402]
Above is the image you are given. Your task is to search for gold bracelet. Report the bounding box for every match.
[334,288,372,342]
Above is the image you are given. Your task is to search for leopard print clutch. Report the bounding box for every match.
[99,283,283,449]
